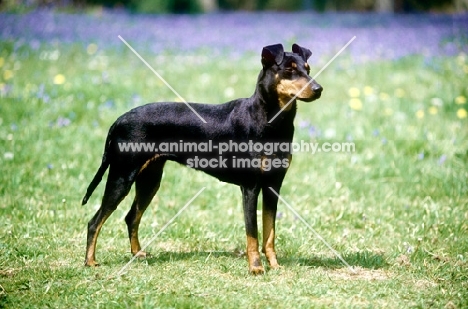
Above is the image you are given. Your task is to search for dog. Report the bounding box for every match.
[82,43,322,274]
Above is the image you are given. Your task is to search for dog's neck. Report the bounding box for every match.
[248,74,296,141]
[252,72,297,124]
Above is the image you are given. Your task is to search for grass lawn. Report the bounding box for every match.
[1,32,467,308]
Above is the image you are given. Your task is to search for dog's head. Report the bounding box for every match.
[261,43,323,109]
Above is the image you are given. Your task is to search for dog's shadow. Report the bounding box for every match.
[280,250,388,269]
[142,250,237,265]
[129,250,387,270]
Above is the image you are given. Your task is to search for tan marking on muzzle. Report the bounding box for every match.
[276,78,314,110]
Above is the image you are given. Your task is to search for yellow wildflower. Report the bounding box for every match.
[348,87,360,98]
[416,109,424,119]
[457,108,467,119]
[428,106,438,115]
[379,92,390,101]
[53,74,66,85]
[384,107,394,116]
[3,70,13,80]
[394,88,405,98]
[455,96,466,105]
[349,98,363,111]
[363,86,374,96]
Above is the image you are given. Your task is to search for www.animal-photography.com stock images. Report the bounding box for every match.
[1,0,467,308]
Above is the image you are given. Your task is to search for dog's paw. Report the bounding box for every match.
[133,251,150,258]
[266,254,280,269]
[84,260,100,267]
[249,265,265,275]
[269,263,282,270]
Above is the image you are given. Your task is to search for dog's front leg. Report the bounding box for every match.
[262,184,280,269]
[241,185,263,275]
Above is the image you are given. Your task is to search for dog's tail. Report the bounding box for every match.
[81,127,114,206]
[81,159,109,205]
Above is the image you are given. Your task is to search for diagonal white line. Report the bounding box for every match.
[118,35,207,124]
[115,187,206,277]
[269,187,357,274]
[269,36,357,123]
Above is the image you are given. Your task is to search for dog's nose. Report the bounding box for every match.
[312,83,323,94]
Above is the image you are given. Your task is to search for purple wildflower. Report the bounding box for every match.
[438,154,447,165]
[132,94,142,106]
[29,39,41,50]
[308,126,321,138]
[37,83,44,97]
[0,12,466,61]
[56,116,71,128]
[298,120,310,129]
[1,84,13,96]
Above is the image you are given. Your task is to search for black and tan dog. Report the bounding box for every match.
[82,43,322,274]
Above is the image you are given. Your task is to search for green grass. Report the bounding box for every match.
[1,40,467,308]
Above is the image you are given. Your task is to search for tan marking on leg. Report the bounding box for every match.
[128,208,149,258]
[129,162,164,259]
[246,235,264,275]
[260,155,269,173]
[129,209,144,255]
[262,211,279,269]
[85,218,107,267]
[138,154,160,175]
[286,153,292,170]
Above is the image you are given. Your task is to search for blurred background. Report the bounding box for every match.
[1,0,467,306]
[1,0,467,13]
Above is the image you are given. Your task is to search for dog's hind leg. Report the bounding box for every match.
[85,166,136,267]
[125,159,166,258]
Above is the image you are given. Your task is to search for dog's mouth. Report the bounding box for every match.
[277,78,323,106]
[292,86,322,102]
[288,79,323,102]
[295,91,321,102]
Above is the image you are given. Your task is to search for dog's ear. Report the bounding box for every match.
[261,44,284,67]
[292,44,312,61]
